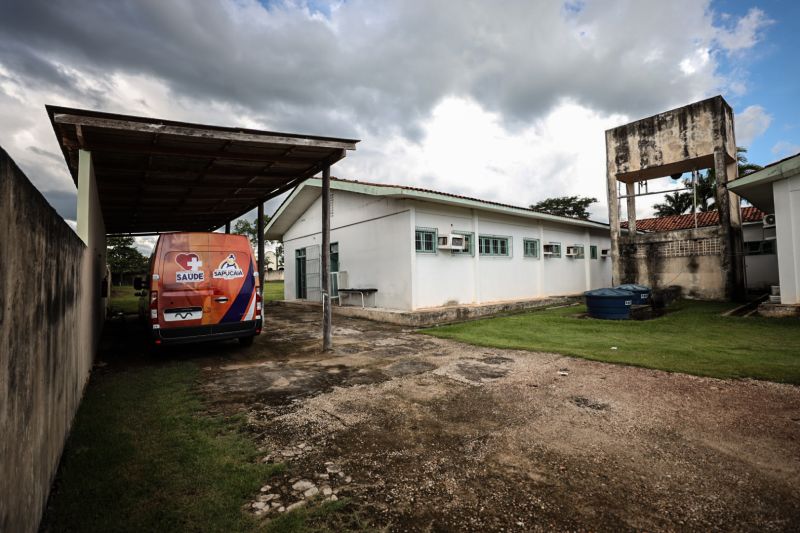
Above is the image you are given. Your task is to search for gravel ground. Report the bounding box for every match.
[200,304,800,531]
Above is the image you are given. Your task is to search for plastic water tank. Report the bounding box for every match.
[584,288,635,320]
[614,283,651,304]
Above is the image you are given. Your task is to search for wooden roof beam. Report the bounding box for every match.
[53,113,358,151]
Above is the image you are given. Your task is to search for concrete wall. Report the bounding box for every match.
[0,148,105,532]
[282,189,611,311]
[773,175,800,304]
[618,226,726,299]
[606,96,744,300]
[605,96,736,182]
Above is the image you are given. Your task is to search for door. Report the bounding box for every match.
[330,242,339,300]
[305,244,321,302]
[296,248,307,299]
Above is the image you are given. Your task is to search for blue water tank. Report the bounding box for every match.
[584,288,635,320]
[614,284,651,304]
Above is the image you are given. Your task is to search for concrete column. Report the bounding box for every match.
[409,205,417,310]
[76,150,95,246]
[472,210,481,304]
[714,150,745,301]
[257,202,265,287]
[537,222,544,297]
[625,182,637,234]
[321,166,332,351]
[606,168,621,286]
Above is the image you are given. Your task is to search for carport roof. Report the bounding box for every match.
[46,105,359,234]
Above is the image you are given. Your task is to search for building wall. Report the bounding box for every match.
[773,175,800,304]
[280,189,611,311]
[742,223,779,290]
[0,148,104,533]
[282,191,413,310]
[619,226,727,300]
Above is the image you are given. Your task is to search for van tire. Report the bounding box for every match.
[239,335,255,347]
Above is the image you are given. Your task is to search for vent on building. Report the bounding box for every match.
[763,213,776,228]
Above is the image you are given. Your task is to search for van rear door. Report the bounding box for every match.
[158,234,256,327]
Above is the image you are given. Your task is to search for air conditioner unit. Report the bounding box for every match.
[437,234,465,250]
[565,245,583,258]
[763,214,776,228]
[600,249,610,258]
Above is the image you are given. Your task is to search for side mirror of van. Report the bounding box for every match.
[133,277,143,291]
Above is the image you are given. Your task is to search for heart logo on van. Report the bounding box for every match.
[175,253,202,271]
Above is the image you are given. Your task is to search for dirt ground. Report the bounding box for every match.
[170,305,798,531]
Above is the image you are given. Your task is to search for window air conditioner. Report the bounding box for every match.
[437,234,466,250]
[600,249,610,258]
[763,214,776,228]
[565,246,580,257]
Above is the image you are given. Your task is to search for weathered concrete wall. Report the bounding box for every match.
[0,148,102,532]
[606,96,736,182]
[618,226,726,300]
[606,96,744,300]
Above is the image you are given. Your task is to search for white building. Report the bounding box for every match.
[265,178,612,311]
[729,153,800,307]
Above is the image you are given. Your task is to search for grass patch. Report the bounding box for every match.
[422,300,800,384]
[109,285,140,314]
[44,362,282,533]
[263,281,285,302]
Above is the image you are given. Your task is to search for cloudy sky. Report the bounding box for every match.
[1,0,797,251]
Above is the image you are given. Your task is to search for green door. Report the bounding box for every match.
[296,248,307,299]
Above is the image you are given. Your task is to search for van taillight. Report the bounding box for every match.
[255,288,262,320]
[150,291,159,326]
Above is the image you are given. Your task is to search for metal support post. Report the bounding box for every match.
[321,166,332,351]
[257,202,265,291]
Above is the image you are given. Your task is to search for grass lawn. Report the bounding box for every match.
[422,300,800,384]
[109,285,140,314]
[263,280,285,302]
[44,363,283,532]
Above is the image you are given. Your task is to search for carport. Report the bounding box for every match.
[47,106,358,349]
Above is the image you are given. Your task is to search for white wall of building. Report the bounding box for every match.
[773,175,800,304]
[280,189,611,311]
[282,191,413,309]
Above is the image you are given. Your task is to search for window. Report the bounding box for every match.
[590,245,598,260]
[452,231,474,256]
[415,228,437,253]
[479,235,510,256]
[542,242,561,258]
[523,238,539,258]
[330,242,339,272]
[566,245,585,259]
[744,240,776,256]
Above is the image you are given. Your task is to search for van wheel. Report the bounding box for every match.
[239,335,254,347]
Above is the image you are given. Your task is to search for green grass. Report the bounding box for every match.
[263,281,285,302]
[109,285,140,314]
[44,363,283,533]
[422,300,800,384]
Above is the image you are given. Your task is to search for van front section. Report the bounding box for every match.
[148,233,262,346]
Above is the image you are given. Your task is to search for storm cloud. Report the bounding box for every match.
[0,0,773,223]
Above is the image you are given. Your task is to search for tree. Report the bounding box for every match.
[652,191,692,217]
[529,196,597,219]
[679,146,763,213]
[232,214,271,249]
[106,236,148,284]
